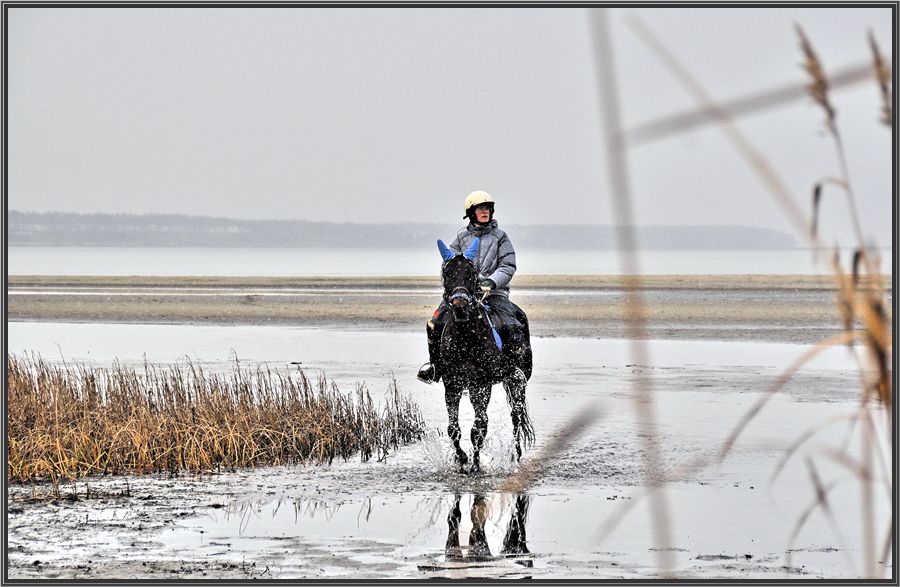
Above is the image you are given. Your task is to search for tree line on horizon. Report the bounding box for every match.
[8,210,798,250]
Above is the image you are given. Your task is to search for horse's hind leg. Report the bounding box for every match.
[501,494,531,555]
[504,367,534,461]
[444,383,468,468]
[469,385,492,474]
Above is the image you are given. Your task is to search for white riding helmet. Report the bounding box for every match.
[463,190,495,219]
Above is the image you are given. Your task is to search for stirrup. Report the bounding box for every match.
[417,363,440,384]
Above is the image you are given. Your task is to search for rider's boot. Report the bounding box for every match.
[416,363,439,384]
[417,320,443,384]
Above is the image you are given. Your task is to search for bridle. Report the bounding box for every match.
[442,260,503,349]
[443,256,479,323]
[447,284,475,322]
[447,286,472,305]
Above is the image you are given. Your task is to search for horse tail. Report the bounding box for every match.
[519,400,536,450]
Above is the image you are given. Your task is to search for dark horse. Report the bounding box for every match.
[436,238,535,473]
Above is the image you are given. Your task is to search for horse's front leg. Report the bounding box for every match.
[444,382,468,469]
[445,494,463,560]
[469,385,492,474]
[468,494,492,558]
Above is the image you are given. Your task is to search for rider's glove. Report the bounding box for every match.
[478,278,496,292]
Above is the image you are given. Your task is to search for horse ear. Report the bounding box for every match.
[463,237,480,261]
[437,239,455,262]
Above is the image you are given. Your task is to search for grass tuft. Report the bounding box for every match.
[7,354,425,485]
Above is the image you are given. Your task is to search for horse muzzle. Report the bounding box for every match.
[448,289,473,322]
[451,298,472,322]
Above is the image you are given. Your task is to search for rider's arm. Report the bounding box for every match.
[487,234,516,289]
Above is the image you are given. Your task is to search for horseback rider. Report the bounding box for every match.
[417,190,526,384]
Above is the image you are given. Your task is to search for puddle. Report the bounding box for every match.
[165,491,537,576]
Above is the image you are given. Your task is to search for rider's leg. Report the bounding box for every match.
[417,304,446,383]
[513,303,529,337]
[486,295,523,349]
[509,302,532,380]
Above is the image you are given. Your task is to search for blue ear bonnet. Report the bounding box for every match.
[436,237,480,262]
[463,238,479,261]
[437,240,455,261]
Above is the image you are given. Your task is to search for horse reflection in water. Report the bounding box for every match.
[445,494,532,564]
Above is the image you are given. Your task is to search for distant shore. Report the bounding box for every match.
[8,274,891,344]
[9,273,889,289]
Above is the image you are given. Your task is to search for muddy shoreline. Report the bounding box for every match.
[7,321,889,580]
[9,274,890,344]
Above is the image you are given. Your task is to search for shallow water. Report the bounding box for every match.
[7,323,891,579]
[9,245,892,276]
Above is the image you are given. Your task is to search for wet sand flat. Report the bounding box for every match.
[8,274,891,343]
[6,324,888,580]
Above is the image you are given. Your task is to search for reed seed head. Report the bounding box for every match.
[796,24,837,133]
[868,31,892,126]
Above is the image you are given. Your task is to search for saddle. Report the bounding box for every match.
[482,300,530,354]
[484,300,533,380]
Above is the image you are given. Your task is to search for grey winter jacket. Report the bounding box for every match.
[449,219,516,297]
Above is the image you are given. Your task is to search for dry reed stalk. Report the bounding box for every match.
[718,330,856,460]
[496,404,602,495]
[722,249,891,576]
[867,31,892,126]
[491,14,678,575]
[622,15,891,578]
[7,354,425,484]
[782,458,856,573]
[625,62,875,147]
[796,25,868,257]
[624,15,817,249]
[624,14,892,403]
[769,411,862,484]
[590,8,675,576]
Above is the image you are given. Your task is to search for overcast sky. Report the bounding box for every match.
[7,6,894,246]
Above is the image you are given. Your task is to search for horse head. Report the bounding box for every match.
[437,238,479,323]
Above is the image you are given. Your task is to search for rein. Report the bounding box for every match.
[472,289,504,351]
[478,297,504,350]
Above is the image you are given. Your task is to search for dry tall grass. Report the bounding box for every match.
[7,354,425,485]
[609,15,892,578]
[491,17,891,578]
